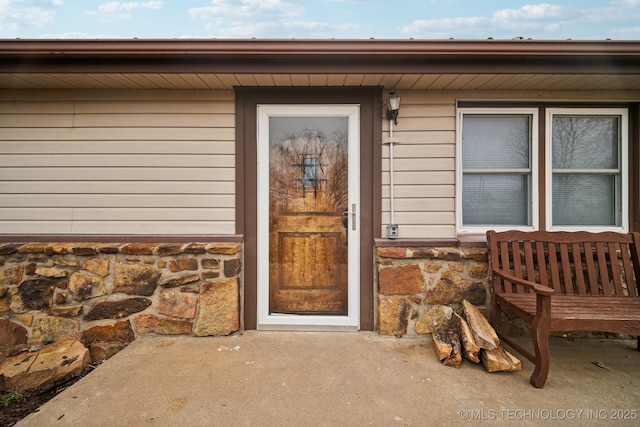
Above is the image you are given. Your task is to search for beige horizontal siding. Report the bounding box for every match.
[381,91,457,239]
[0,127,234,141]
[5,88,632,239]
[1,167,234,181]
[0,220,235,235]
[0,91,235,235]
[0,194,234,208]
[382,211,453,225]
[381,89,639,239]
[1,181,234,194]
[0,140,234,154]
[382,184,453,199]
[0,154,234,168]
[0,208,233,221]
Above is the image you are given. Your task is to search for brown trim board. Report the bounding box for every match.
[235,87,382,330]
[3,39,639,75]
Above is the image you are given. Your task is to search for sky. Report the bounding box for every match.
[1,0,639,40]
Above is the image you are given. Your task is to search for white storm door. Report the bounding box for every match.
[257,105,360,330]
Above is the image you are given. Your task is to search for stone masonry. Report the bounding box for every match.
[0,241,242,358]
[376,245,491,337]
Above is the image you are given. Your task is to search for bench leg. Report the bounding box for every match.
[637,337,639,352]
[529,296,552,388]
[529,320,550,388]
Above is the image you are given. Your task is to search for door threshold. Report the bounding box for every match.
[257,324,359,332]
[257,313,359,331]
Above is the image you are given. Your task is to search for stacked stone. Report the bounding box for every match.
[376,246,489,337]
[0,242,242,355]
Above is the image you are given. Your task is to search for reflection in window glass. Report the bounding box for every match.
[463,174,529,225]
[461,114,532,227]
[463,116,530,169]
[552,116,619,169]
[552,175,616,225]
[552,115,621,227]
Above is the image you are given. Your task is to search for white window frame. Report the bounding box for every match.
[456,108,539,235]
[545,108,629,232]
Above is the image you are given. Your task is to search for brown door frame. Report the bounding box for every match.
[236,87,382,330]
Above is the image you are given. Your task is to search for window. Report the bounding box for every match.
[547,109,628,230]
[458,108,538,232]
[458,107,628,234]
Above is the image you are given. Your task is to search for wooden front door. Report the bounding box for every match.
[257,105,360,329]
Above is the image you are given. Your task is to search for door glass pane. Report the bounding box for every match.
[552,174,616,226]
[552,116,619,169]
[462,115,530,169]
[463,174,529,225]
[268,117,349,314]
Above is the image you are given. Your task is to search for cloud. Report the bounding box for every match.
[189,0,305,21]
[0,0,61,31]
[488,3,571,34]
[402,16,487,38]
[492,3,566,22]
[402,1,640,39]
[99,1,163,13]
[190,0,364,38]
[37,31,126,39]
[88,1,164,19]
[201,19,361,39]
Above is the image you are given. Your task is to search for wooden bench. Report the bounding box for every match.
[486,230,640,388]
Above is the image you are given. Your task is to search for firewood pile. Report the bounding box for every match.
[432,300,522,372]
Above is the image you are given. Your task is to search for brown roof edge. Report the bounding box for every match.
[1,38,640,56]
[1,39,639,74]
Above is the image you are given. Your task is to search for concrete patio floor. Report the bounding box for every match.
[17,331,640,426]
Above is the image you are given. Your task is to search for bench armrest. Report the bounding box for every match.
[491,268,555,296]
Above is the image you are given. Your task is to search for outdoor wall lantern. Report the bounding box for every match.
[386,90,401,125]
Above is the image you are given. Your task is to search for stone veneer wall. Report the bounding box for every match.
[376,245,491,337]
[0,241,242,350]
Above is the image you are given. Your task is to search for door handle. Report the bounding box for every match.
[343,204,357,234]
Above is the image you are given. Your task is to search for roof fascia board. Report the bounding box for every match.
[1,39,639,75]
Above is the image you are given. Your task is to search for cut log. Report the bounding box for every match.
[481,345,523,372]
[432,330,462,368]
[432,331,453,360]
[443,330,462,368]
[452,312,480,363]
[462,299,499,350]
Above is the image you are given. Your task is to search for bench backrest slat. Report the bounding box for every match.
[631,233,640,297]
[572,242,587,295]
[548,242,562,293]
[487,230,640,298]
[511,240,525,293]
[536,241,548,287]
[583,241,599,295]
[498,240,512,292]
[524,240,536,291]
[620,243,636,296]
[595,242,609,294]
[608,242,625,296]
[559,243,573,294]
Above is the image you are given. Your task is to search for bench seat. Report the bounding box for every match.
[496,294,640,332]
